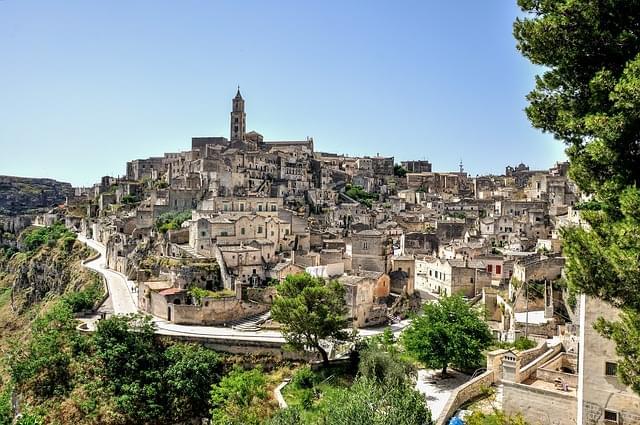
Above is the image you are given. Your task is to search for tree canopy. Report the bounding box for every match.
[402,295,493,376]
[270,273,351,366]
[514,0,640,393]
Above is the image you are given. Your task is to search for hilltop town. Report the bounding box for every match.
[1,89,630,424]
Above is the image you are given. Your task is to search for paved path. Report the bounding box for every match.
[79,234,138,315]
[77,235,412,343]
[415,369,471,419]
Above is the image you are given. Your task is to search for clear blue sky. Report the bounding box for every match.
[0,0,565,186]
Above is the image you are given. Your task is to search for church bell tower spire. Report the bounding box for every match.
[230,86,246,141]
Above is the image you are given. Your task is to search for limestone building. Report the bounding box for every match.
[578,296,640,424]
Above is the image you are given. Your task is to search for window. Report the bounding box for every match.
[487,265,493,273]
[604,410,618,423]
[496,265,502,275]
[363,241,369,250]
[239,203,244,211]
[258,226,263,234]
[241,228,245,235]
[271,205,277,212]
[258,204,263,211]
[201,231,206,237]
[605,362,618,376]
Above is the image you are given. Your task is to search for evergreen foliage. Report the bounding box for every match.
[514,0,640,393]
[271,273,352,366]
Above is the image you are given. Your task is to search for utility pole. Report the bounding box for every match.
[525,280,529,339]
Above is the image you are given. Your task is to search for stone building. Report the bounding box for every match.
[338,271,390,327]
[578,296,640,424]
[401,160,432,173]
[351,229,392,274]
[415,257,490,297]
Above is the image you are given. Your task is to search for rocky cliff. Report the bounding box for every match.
[1,239,96,312]
[0,175,73,215]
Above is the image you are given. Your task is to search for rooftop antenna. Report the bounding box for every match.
[459,159,464,174]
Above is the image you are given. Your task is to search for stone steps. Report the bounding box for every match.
[230,311,271,332]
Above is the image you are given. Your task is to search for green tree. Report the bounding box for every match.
[93,314,164,422]
[271,273,351,366]
[10,303,78,399]
[514,0,640,393]
[155,210,192,233]
[394,164,407,178]
[163,343,222,421]
[402,295,492,376]
[210,367,270,425]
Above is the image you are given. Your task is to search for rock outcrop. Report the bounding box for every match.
[0,175,73,215]
[2,241,96,311]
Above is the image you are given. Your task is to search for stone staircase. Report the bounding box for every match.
[175,244,205,259]
[387,312,401,324]
[212,245,233,290]
[229,311,271,332]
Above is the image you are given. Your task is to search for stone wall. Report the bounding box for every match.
[171,298,269,325]
[518,344,563,383]
[502,381,577,425]
[437,370,495,425]
[245,287,276,304]
[536,353,578,388]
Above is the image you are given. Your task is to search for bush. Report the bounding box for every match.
[156,211,192,233]
[358,347,414,388]
[0,385,11,425]
[62,278,104,312]
[21,223,76,252]
[291,366,317,390]
[210,366,270,425]
[513,337,536,351]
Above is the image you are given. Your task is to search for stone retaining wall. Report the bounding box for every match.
[437,370,495,425]
[503,381,577,425]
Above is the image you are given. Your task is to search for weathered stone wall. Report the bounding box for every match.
[150,290,169,319]
[171,298,269,325]
[502,381,577,425]
[580,296,640,425]
[245,287,276,304]
[518,344,563,383]
[437,370,495,425]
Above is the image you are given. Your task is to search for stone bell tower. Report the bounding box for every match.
[230,87,246,142]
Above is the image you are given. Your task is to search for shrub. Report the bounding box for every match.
[156,211,192,233]
[291,366,317,390]
[21,223,76,251]
[63,278,104,312]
